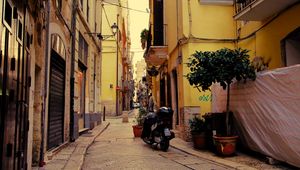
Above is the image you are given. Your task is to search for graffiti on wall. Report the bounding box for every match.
[198,94,212,102]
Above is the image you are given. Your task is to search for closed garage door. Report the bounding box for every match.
[47,50,65,150]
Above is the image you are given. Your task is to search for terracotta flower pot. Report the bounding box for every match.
[141,42,146,49]
[191,132,206,149]
[213,135,238,156]
[132,125,143,137]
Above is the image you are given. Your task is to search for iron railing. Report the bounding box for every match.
[148,23,168,47]
[234,0,256,14]
[145,24,168,56]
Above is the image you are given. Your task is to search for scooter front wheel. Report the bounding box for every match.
[160,139,169,151]
[142,137,153,145]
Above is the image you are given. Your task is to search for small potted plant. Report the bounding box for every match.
[189,115,206,149]
[186,48,256,156]
[140,28,149,49]
[132,107,147,137]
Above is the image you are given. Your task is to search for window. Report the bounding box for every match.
[80,0,83,11]
[17,19,23,43]
[78,33,88,64]
[26,32,30,49]
[87,3,89,23]
[4,0,13,29]
[56,0,62,11]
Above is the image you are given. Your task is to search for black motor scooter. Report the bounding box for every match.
[141,107,175,151]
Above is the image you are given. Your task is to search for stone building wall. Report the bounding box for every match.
[177,106,201,141]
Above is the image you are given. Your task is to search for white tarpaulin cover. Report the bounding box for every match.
[212,65,300,167]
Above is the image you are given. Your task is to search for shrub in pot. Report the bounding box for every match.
[132,107,147,137]
[186,48,256,156]
[189,115,206,149]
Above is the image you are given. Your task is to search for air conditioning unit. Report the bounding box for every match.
[199,0,233,5]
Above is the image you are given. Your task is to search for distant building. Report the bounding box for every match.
[134,59,146,101]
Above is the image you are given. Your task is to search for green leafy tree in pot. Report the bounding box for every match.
[186,48,256,136]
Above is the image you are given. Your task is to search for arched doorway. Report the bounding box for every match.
[47,34,66,150]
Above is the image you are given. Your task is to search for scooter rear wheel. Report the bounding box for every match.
[160,139,169,151]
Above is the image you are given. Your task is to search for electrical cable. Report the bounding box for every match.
[103,0,149,14]
[182,2,300,43]
[102,5,117,41]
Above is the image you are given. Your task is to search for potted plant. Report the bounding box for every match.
[132,107,147,137]
[140,29,148,49]
[186,48,256,156]
[189,115,206,149]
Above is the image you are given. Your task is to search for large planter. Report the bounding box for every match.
[132,125,143,137]
[213,135,238,156]
[191,132,206,149]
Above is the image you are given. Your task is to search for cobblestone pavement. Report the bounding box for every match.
[82,112,235,170]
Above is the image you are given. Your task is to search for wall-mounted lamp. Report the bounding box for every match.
[85,23,118,40]
[110,84,113,88]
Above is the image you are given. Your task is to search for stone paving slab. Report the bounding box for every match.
[40,121,110,170]
[36,110,282,170]
[170,138,258,170]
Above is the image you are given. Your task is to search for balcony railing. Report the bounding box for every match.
[144,24,168,66]
[145,24,168,54]
[234,0,255,14]
[152,24,168,47]
[234,0,299,21]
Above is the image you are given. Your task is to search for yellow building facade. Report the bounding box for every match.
[235,1,300,69]
[146,0,300,140]
[101,0,130,116]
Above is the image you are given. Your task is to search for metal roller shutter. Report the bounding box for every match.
[47,50,65,150]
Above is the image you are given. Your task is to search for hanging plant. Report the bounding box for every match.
[147,66,159,77]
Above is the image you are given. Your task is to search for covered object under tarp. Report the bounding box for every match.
[212,64,300,168]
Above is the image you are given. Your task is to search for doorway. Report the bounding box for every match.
[47,50,65,150]
[172,69,179,126]
[78,62,86,130]
[281,27,300,66]
[160,75,166,107]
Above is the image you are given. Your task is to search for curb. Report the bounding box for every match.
[77,122,110,170]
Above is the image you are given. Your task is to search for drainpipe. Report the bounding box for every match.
[40,0,50,167]
[187,0,193,37]
[116,14,119,116]
[70,0,77,141]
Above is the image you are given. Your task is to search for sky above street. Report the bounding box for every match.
[128,0,149,78]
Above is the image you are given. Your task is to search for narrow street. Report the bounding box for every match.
[82,109,233,170]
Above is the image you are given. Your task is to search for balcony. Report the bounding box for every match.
[144,24,168,66]
[234,0,298,21]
